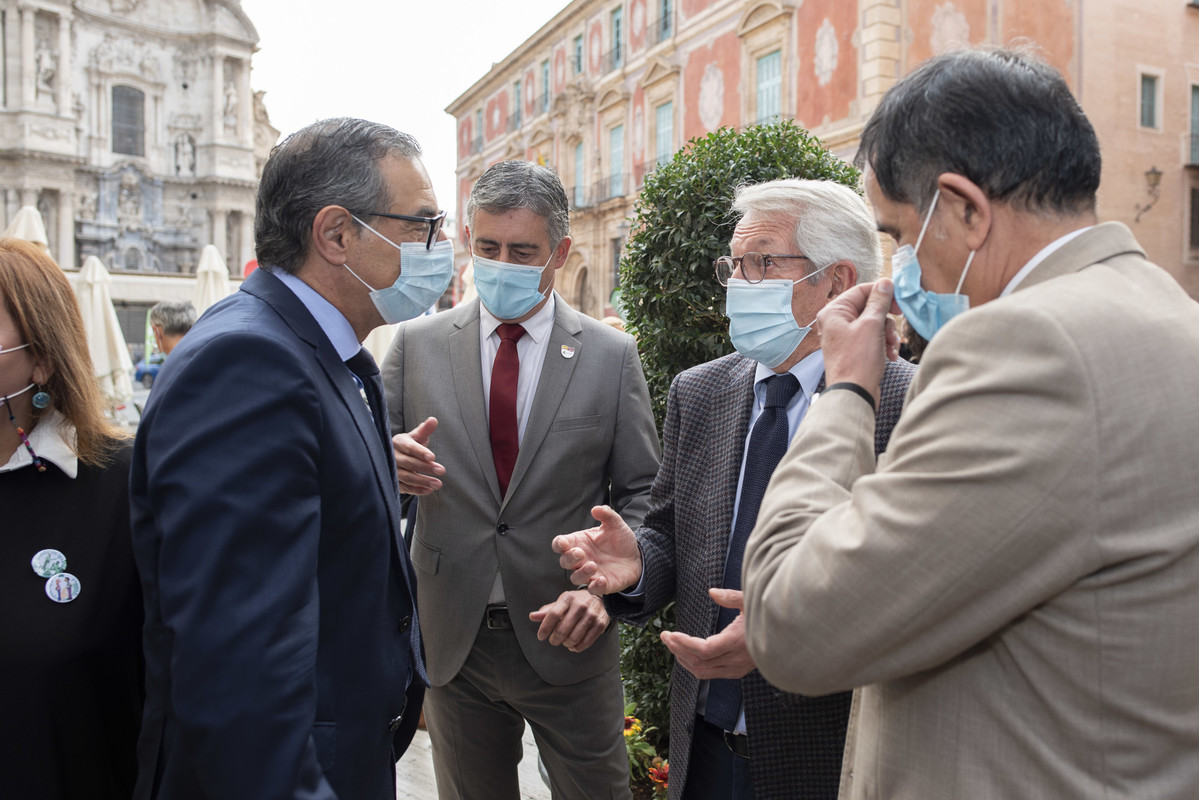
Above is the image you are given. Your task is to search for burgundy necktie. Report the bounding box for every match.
[489,323,526,496]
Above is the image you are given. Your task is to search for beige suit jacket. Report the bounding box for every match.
[382,294,660,687]
[743,223,1199,799]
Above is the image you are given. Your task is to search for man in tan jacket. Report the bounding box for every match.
[738,48,1199,799]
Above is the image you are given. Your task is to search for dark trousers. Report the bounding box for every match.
[681,717,754,800]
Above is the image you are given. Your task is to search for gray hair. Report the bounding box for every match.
[466,160,570,249]
[149,300,197,335]
[732,179,882,283]
[255,117,422,273]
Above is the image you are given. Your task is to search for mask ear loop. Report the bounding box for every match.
[913,189,941,255]
[2,392,45,472]
[954,251,976,295]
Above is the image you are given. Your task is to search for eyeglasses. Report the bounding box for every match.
[0,343,29,356]
[714,253,811,286]
[360,209,447,251]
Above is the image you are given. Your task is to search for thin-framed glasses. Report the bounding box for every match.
[361,209,447,250]
[714,253,811,286]
[0,343,29,356]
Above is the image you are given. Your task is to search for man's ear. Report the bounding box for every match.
[937,173,992,251]
[462,224,472,253]
[827,261,857,298]
[310,205,356,266]
[551,235,572,270]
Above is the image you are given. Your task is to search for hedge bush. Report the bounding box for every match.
[617,120,861,759]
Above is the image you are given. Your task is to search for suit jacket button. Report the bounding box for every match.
[496,522,509,535]
[398,615,411,633]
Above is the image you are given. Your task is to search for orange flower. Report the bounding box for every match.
[649,760,670,789]
[623,716,642,737]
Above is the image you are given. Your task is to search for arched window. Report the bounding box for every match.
[112,86,145,156]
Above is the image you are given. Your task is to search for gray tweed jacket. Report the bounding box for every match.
[608,352,915,800]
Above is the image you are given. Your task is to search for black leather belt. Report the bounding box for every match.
[723,729,750,759]
[485,604,512,630]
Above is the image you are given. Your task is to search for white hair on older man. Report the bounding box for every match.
[731,178,882,283]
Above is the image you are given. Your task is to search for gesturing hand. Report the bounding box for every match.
[392,416,445,495]
[659,589,755,680]
[551,505,642,596]
[530,590,611,653]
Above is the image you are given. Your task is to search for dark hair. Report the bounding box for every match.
[856,47,1101,215]
[149,300,197,335]
[466,160,570,248]
[255,117,421,273]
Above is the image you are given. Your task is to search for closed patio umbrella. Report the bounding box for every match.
[3,206,51,256]
[193,244,231,314]
[76,256,134,409]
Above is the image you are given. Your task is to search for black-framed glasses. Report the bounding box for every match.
[714,252,811,286]
[361,209,447,250]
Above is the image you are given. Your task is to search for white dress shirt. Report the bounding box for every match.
[479,294,557,603]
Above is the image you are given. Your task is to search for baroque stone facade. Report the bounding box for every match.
[0,0,278,280]
[449,0,1199,314]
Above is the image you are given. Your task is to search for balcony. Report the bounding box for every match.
[537,92,552,116]
[569,184,593,210]
[601,44,624,73]
[507,110,522,132]
[470,136,483,155]
[595,174,629,202]
[646,16,673,45]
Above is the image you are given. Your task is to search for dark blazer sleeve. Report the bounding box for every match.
[607,372,683,626]
[139,332,335,800]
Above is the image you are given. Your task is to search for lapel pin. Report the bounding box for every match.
[560,345,575,359]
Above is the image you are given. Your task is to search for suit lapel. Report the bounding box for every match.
[502,294,581,510]
[242,269,400,542]
[448,301,502,505]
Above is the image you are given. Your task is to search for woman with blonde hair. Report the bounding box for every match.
[0,238,142,799]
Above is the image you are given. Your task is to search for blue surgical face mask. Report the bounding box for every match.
[344,216,455,325]
[892,189,975,342]
[725,265,829,369]
[473,252,554,321]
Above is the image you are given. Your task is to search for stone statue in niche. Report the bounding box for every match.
[224,82,239,130]
[117,174,144,226]
[174,134,196,176]
[78,192,96,221]
[35,39,57,96]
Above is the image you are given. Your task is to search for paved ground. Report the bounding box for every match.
[396,721,552,799]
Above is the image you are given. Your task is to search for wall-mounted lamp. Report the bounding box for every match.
[1134,165,1163,222]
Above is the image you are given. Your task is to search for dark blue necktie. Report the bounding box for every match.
[705,372,800,731]
[347,348,428,686]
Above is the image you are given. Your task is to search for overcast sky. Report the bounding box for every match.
[239,0,571,230]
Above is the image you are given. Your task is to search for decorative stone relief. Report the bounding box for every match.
[224,82,239,131]
[170,112,203,130]
[35,39,57,97]
[117,173,144,227]
[78,192,97,221]
[698,63,724,131]
[815,18,839,87]
[930,3,970,56]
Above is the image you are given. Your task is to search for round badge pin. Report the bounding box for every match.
[31,548,67,578]
[45,572,81,603]
[560,345,576,359]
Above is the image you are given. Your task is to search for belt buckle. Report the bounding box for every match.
[485,604,511,630]
[722,730,750,759]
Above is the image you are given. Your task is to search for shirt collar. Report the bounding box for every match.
[753,348,826,405]
[0,409,78,477]
[480,293,557,345]
[1000,226,1093,298]
[269,268,362,361]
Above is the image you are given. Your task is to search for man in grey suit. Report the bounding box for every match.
[737,49,1199,798]
[382,160,660,800]
[554,179,915,800]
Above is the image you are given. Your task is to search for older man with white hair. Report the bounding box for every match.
[554,178,915,800]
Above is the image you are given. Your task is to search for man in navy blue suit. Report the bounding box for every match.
[130,118,451,799]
